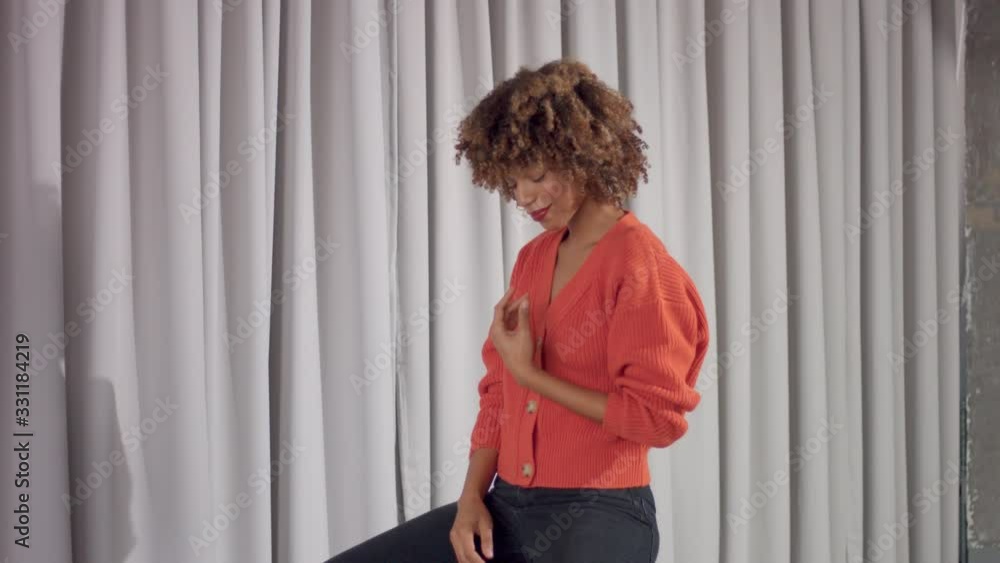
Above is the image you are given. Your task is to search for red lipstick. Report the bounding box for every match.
[529,205,551,222]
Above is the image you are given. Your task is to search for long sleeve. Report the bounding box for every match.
[469,336,505,456]
[601,258,710,448]
[468,245,528,458]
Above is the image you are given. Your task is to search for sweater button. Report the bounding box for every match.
[526,400,537,414]
[521,462,534,477]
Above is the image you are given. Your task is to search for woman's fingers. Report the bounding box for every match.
[516,297,530,332]
[504,294,527,329]
[462,531,486,563]
[450,530,467,563]
[478,519,494,559]
[450,527,485,563]
[494,285,513,314]
[491,286,513,334]
[495,286,532,334]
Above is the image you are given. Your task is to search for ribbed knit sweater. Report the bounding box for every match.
[468,210,710,488]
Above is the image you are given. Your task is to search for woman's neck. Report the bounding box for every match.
[563,198,626,247]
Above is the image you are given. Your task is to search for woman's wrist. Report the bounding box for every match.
[458,491,485,506]
[462,448,498,502]
[459,483,490,505]
[510,362,542,389]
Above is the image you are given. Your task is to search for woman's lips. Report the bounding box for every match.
[530,205,551,222]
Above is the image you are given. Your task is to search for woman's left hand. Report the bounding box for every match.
[489,286,536,384]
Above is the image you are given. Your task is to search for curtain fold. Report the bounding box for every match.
[0,1,965,562]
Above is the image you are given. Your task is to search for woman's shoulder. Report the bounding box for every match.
[605,218,698,304]
[605,215,671,272]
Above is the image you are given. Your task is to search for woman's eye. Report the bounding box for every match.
[532,172,546,182]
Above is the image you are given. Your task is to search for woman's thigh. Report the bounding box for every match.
[324,502,459,563]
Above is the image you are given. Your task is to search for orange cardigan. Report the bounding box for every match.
[468,210,710,488]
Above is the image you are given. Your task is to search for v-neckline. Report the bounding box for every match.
[539,210,634,325]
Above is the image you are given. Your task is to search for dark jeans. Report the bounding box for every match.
[325,475,659,563]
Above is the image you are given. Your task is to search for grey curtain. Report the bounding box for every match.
[0,0,965,562]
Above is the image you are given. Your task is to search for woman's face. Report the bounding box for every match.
[509,163,585,231]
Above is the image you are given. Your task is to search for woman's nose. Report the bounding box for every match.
[514,185,534,207]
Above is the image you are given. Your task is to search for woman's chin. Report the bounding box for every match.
[536,214,563,231]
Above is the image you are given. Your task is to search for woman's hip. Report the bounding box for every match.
[487,476,659,562]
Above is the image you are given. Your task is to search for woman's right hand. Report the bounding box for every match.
[450,495,494,562]
[503,291,528,330]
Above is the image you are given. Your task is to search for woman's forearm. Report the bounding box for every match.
[513,365,609,424]
[461,448,499,501]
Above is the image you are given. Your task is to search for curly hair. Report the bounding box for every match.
[453,59,650,208]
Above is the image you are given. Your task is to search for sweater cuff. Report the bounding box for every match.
[469,412,502,457]
[602,390,629,439]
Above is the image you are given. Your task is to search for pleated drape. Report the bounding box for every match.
[0,1,964,562]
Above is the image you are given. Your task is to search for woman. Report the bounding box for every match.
[326,59,709,563]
